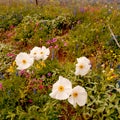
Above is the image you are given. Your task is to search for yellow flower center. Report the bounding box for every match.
[22,59,27,64]
[34,52,37,55]
[73,92,78,97]
[58,86,64,92]
[40,52,43,54]
[79,64,84,69]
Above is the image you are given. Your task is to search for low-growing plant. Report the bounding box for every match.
[0,2,120,120]
[13,14,76,48]
[0,43,17,78]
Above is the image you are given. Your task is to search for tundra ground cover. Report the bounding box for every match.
[0,2,120,120]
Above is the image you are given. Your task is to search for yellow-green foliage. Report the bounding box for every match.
[0,2,120,120]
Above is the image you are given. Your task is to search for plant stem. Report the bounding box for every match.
[108,25,120,48]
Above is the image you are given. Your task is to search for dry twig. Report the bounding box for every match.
[108,25,120,48]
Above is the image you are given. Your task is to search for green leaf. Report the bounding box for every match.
[109,94,116,102]
[6,112,16,120]
[96,106,105,113]
[28,105,40,114]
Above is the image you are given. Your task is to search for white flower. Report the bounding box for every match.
[15,52,34,70]
[75,56,91,76]
[38,46,50,60]
[49,76,72,100]
[68,85,87,108]
[77,56,90,64]
[30,46,41,60]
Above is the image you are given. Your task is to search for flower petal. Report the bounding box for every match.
[68,96,77,107]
